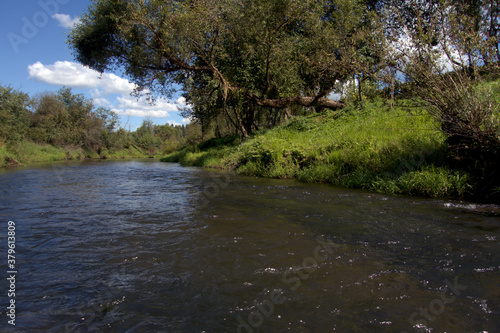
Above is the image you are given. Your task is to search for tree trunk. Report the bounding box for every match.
[390,74,395,113]
[245,92,345,110]
[245,102,255,135]
[357,73,363,107]
[232,106,248,138]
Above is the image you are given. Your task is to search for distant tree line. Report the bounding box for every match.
[0,85,203,155]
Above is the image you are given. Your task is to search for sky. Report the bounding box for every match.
[0,0,190,131]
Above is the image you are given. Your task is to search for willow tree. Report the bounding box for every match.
[69,0,384,136]
[386,0,500,196]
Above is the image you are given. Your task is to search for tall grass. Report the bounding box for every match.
[0,141,71,167]
[0,141,151,167]
[163,99,472,198]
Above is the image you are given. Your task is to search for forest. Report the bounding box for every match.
[0,85,205,166]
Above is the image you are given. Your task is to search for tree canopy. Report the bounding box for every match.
[0,83,203,157]
[68,0,500,179]
[69,0,385,136]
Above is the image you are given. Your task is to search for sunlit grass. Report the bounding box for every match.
[163,99,472,198]
[0,141,151,167]
[8,141,68,164]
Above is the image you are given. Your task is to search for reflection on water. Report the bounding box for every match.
[0,160,499,332]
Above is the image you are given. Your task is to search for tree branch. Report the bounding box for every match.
[244,90,344,110]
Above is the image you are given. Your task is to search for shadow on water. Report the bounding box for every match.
[0,160,498,332]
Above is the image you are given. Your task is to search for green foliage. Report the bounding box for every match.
[133,119,158,154]
[197,136,239,151]
[0,141,84,167]
[0,85,31,142]
[9,141,68,163]
[0,83,211,166]
[0,144,16,167]
[386,166,471,198]
[163,99,475,199]
[28,87,116,151]
[131,119,203,155]
[384,0,500,197]
[0,85,172,165]
[69,0,386,136]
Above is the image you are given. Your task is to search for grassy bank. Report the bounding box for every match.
[162,100,473,199]
[0,141,151,168]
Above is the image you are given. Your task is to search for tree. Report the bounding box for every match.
[0,84,31,143]
[68,0,384,136]
[484,0,500,62]
[133,119,161,154]
[29,87,117,152]
[386,0,500,195]
[184,122,203,145]
[30,91,69,144]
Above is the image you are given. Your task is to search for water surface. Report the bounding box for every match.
[0,160,499,332]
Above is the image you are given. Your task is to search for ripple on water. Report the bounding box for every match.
[0,161,499,332]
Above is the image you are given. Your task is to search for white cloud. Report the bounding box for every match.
[28,61,137,94]
[93,98,112,107]
[112,95,183,118]
[176,96,187,105]
[388,29,465,75]
[52,13,81,29]
[27,61,189,119]
[166,118,190,126]
[167,120,181,126]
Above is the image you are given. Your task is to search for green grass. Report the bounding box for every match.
[106,145,151,159]
[0,141,151,167]
[162,99,472,199]
[0,144,12,167]
[0,141,71,167]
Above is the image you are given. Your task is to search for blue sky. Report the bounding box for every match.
[1,0,190,131]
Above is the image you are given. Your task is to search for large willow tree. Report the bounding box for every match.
[385,0,500,196]
[68,0,384,136]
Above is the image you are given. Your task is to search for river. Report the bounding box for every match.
[0,160,499,332]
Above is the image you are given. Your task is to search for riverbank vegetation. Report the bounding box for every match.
[0,85,203,167]
[162,98,475,199]
[69,0,500,201]
[163,76,500,200]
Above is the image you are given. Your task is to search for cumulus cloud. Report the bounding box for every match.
[28,61,136,94]
[112,95,187,118]
[28,61,188,119]
[176,96,187,105]
[93,98,112,107]
[52,13,81,29]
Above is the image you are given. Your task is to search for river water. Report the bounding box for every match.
[0,160,499,332]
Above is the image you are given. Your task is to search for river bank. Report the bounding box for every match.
[162,100,479,200]
[0,140,153,167]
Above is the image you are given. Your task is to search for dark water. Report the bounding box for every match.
[0,160,499,332]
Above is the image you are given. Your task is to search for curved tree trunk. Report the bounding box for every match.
[244,91,345,110]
